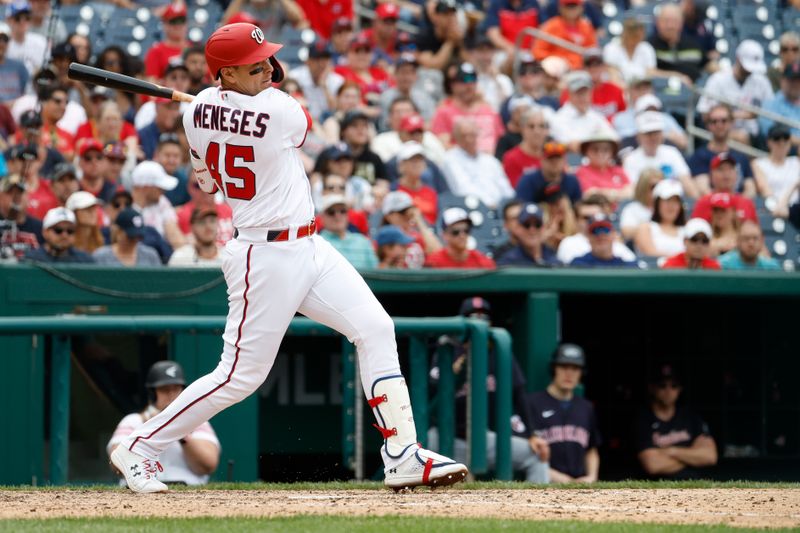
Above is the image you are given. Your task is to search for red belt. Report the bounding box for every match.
[267,220,317,242]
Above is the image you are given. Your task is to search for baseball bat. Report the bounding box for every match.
[67,63,194,103]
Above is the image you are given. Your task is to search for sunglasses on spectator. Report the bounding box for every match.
[522,220,542,229]
[51,227,75,235]
[780,46,799,53]
[82,154,104,161]
[325,207,348,216]
[688,235,710,244]
[707,117,730,125]
[448,227,471,236]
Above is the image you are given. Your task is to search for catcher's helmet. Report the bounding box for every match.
[205,22,284,82]
[145,361,186,389]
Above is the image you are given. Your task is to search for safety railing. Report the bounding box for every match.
[0,315,513,485]
[512,27,589,78]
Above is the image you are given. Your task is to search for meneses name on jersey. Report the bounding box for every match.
[192,103,270,138]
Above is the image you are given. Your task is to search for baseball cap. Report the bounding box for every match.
[517,202,542,225]
[43,207,76,229]
[161,2,187,21]
[552,343,586,367]
[710,151,737,170]
[375,224,415,246]
[583,48,604,65]
[736,39,767,75]
[307,38,331,59]
[115,208,146,238]
[77,138,104,157]
[653,179,683,200]
[587,213,613,234]
[20,110,42,129]
[163,60,189,77]
[190,206,218,224]
[709,192,733,209]
[340,109,369,130]
[51,163,77,181]
[51,42,77,62]
[541,56,569,78]
[508,94,535,113]
[565,70,592,92]
[331,16,353,33]
[634,94,663,113]
[542,140,567,158]
[441,206,470,229]
[579,128,620,154]
[453,62,477,83]
[65,191,101,211]
[1,173,25,193]
[685,217,712,239]
[783,61,800,79]
[636,111,665,134]
[649,362,681,385]
[90,85,113,101]
[5,0,31,19]
[396,52,418,68]
[767,123,791,140]
[348,33,372,51]
[131,161,179,190]
[382,190,414,215]
[397,141,425,162]
[321,194,347,212]
[459,296,491,317]
[146,361,186,388]
[376,3,400,19]
[435,0,458,13]
[328,142,353,160]
[399,113,425,133]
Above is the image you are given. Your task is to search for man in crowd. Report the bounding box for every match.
[490,199,522,260]
[23,206,93,263]
[28,0,66,43]
[467,35,513,113]
[570,214,638,268]
[648,2,706,83]
[719,220,781,270]
[176,174,234,246]
[379,53,437,126]
[318,110,387,187]
[4,0,46,76]
[760,62,800,148]
[130,161,185,250]
[0,24,28,103]
[77,138,117,204]
[415,0,464,71]
[49,163,80,209]
[582,49,626,120]
[362,2,400,63]
[528,343,601,483]
[425,207,495,269]
[516,140,581,205]
[168,207,223,268]
[144,3,190,81]
[496,203,559,267]
[183,45,212,96]
[661,218,721,270]
[636,363,717,479]
[550,71,611,153]
[289,38,343,123]
[31,86,75,160]
[0,173,42,256]
[375,224,415,269]
[557,194,636,264]
[691,153,758,224]
[502,106,549,188]
[768,31,800,90]
[155,134,190,207]
[533,0,597,70]
[318,195,378,270]
[138,99,182,160]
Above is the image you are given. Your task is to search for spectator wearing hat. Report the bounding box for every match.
[707,192,739,257]
[66,191,104,254]
[176,172,235,246]
[379,53,437,128]
[688,104,755,197]
[361,3,401,63]
[131,161,185,249]
[76,138,118,204]
[648,3,706,84]
[381,190,441,267]
[49,42,81,100]
[395,141,439,225]
[0,173,43,252]
[13,87,75,160]
[619,167,663,242]
[169,207,225,268]
[312,146,373,217]
[691,153,758,224]
[372,99,431,163]
[414,0,463,71]
[334,34,394,106]
[135,62,192,130]
[103,189,173,264]
[540,56,569,102]
[49,163,79,211]
[289,39,344,123]
[500,55,559,126]
[27,0,66,44]
[93,207,162,267]
[753,124,800,200]
[144,3,190,81]
[602,17,656,84]
[550,71,612,153]
[182,45,212,96]
[759,61,800,148]
[634,179,687,258]
[636,363,717,479]
[294,0,349,39]
[622,111,697,198]
[496,202,559,267]
[155,134,190,207]
[611,78,685,146]
[8,144,58,221]
[490,199,523,260]
[557,193,636,264]
[0,25,28,103]
[494,95,533,161]
[375,224,415,268]
[696,40,773,143]
[570,213,637,268]
[137,98,182,160]
[11,66,86,136]
[432,62,505,154]
[516,140,581,205]
[576,129,631,202]
[481,0,540,59]
[768,31,800,91]
[561,50,626,121]
[527,343,601,483]
[719,220,780,270]
[424,207,495,269]
[328,17,354,66]
[441,117,514,209]
[316,195,378,270]
[4,0,46,76]
[103,142,136,192]
[532,0,597,70]
[75,88,137,145]
[502,106,549,188]
[661,218,720,270]
[539,183,578,251]
[23,206,93,263]
[466,35,513,113]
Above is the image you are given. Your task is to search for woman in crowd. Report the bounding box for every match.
[541,186,578,252]
[93,208,162,267]
[576,130,632,203]
[620,167,663,241]
[67,33,92,65]
[66,191,105,254]
[634,180,687,257]
[709,194,740,257]
[753,124,800,202]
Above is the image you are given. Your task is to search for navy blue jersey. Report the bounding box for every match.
[635,406,710,452]
[528,391,602,478]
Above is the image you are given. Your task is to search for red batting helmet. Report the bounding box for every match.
[205,23,284,82]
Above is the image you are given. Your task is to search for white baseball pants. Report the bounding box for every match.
[121,234,405,466]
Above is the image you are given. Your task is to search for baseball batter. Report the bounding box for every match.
[111,22,467,493]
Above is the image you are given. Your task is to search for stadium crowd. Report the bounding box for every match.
[1,0,799,271]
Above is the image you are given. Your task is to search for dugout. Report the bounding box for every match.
[1,264,799,484]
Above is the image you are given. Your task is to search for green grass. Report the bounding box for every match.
[0,517,793,533]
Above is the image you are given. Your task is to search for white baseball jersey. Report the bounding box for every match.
[183,86,314,230]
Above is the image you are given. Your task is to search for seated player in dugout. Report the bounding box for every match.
[107,361,221,485]
[635,363,718,480]
[527,343,601,483]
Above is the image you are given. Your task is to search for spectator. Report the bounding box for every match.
[155,134,190,207]
[708,193,739,257]
[314,195,377,270]
[373,98,424,162]
[415,0,464,71]
[540,185,577,251]
[516,140,581,205]
[176,174,235,246]
[103,142,136,192]
[4,0,46,76]
[550,71,611,153]
[320,82,366,144]
[579,49,626,120]
[93,208,162,267]
[328,17,354,66]
[696,40,773,143]
[496,202,560,267]
[680,0,718,67]
[753,124,800,200]
[490,199,523,260]
[441,117,514,208]
[385,115,449,191]
[620,167,663,242]
[576,129,631,202]
[532,0,597,70]
[135,63,192,130]
[381,190,441,266]
[395,142,438,225]
[540,56,569,101]
[362,3,401,63]
[12,144,57,221]
[289,39,344,123]
[28,0,66,43]
[557,193,636,264]
[23,206,93,263]
[65,191,104,254]
[130,161,185,250]
[636,363,717,479]
[75,89,138,145]
[295,0,348,40]
[467,35,513,113]
[570,213,638,268]
[648,3,706,84]
[77,138,118,204]
[759,62,800,149]
[49,163,80,210]
[431,62,505,154]
[96,45,133,77]
[691,153,758,224]
[494,95,532,161]
[169,207,224,268]
[528,343,601,483]
[103,189,173,264]
[107,361,220,485]
[500,54,559,124]
[425,207,495,269]
[768,31,800,91]
[502,106,549,188]
[183,45,211,96]
[329,110,387,189]
[138,98,181,160]
[378,53,437,127]
[334,34,394,107]
[427,297,551,483]
[661,218,721,270]
[623,111,697,197]
[312,147,374,217]
[602,17,656,84]
[12,67,86,136]
[482,0,540,59]
[0,25,28,103]
[144,3,190,81]
[66,32,90,65]
[634,180,686,258]
[375,224,415,268]
[20,88,75,160]
[719,220,781,270]
[0,173,42,253]
[612,78,688,150]
[223,1,307,43]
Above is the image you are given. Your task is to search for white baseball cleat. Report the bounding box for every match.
[110,446,169,494]
[384,446,468,491]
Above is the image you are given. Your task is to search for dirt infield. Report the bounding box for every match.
[2,488,799,528]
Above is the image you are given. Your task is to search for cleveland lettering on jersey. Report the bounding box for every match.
[193,103,270,138]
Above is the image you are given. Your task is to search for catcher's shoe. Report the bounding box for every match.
[110,446,168,494]
[384,446,468,490]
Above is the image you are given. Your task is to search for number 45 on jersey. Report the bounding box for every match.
[205,142,256,200]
